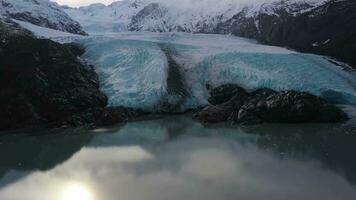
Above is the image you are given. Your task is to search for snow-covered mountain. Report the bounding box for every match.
[0,0,86,35]
[2,0,352,67]
[216,0,356,67]
[63,0,146,33]
[64,0,356,67]
[63,0,326,34]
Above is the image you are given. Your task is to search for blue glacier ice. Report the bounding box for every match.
[186,52,356,108]
[81,37,169,109]
[77,32,356,111]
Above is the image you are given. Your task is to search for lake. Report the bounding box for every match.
[0,115,355,200]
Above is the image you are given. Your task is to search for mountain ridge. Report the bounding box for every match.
[0,0,87,35]
[63,0,356,67]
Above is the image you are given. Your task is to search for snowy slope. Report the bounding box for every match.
[12,19,84,38]
[64,0,327,34]
[76,32,356,111]
[63,0,145,33]
[0,0,86,35]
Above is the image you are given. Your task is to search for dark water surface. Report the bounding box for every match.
[0,115,356,200]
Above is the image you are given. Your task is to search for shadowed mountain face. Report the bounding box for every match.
[216,0,356,68]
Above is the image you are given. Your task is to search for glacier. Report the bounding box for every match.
[81,37,168,110]
[76,32,356,111]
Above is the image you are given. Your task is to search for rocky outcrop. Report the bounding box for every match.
[194,84,348,124]
[0,24,141,131]
[207,84,248,105]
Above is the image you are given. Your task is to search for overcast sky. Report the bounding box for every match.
[53,0,117,7]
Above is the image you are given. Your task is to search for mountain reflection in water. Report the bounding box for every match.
[0,116,355,200]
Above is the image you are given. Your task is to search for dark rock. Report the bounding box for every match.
[193,104,232,123]
[63,43,86,56]
[95,107,145,127]
[195,85,349,124]
[56,108,103,128]
[194,85,249,123]
[0,30,107,131]
[52,106,146,129]
[238,90,349,124]
[208,84,248,105]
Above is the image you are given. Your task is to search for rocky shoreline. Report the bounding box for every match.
[194,84,348,124]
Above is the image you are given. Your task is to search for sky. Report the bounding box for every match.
[53,0,118,7]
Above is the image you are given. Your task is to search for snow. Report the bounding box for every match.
[63,0,145,33]
[12,19,82,38]
[312,42,319,47]
[63,0,328,34]
[323,39,331,44]
[75,32,356,111]
[0,0,84,34]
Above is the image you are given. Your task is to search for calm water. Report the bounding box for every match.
[0,115,356,200]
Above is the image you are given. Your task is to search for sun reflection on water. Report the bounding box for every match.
[59,181,94,200]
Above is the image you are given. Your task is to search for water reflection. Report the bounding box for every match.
[0,127,93,187]
[59,181,94,200]
[0,116,355,200]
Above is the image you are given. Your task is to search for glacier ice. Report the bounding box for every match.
[81,37,168,110]
[77,32,356,111]
[186,52,356,107]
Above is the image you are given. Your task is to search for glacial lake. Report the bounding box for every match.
[0,115,356,200]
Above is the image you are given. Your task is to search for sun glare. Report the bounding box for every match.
[59,181,94,200]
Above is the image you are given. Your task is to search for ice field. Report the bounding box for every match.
[75,32,356,111]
